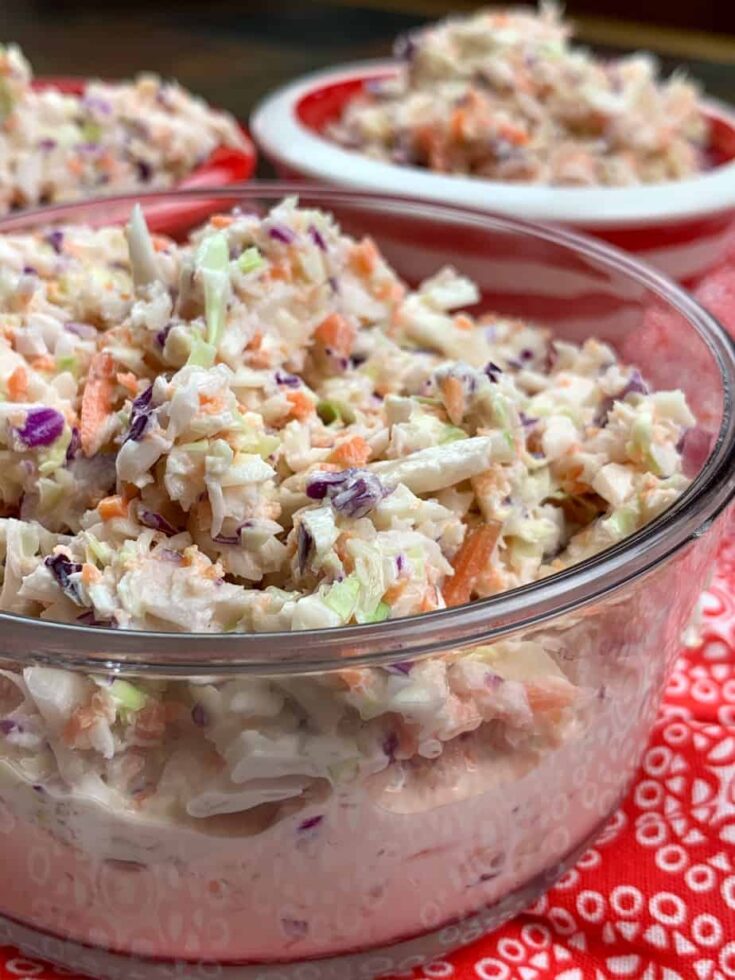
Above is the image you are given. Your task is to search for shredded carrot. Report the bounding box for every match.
[134,702,167,740]
[246,331,272,367]
[198,393,225,415]
[116,371,138,397]
[439,375,466,425]
[98,495,127,521]
[329,435,370,468]
[450,107,468,141]
[338,669,367,690]
[80,352,114,456]
[499,121,529,146]
[120,483,140,505]
[454,314,474,332]
[269,262,292,282]
[6,365,27,401]
[350,238,379,277]
[313,313,356,357]
[374,280,405,304]
[28,354,56,372]
[395,718,419,757]
[152,234,171,252]
[81,563,101,586]
[526,680,576,714]
[442,522,502,608]
[284,390,315,421]
[383,579,410,605]
[210,214,234,229]
[63,710,93,744]
[335,531,355,570]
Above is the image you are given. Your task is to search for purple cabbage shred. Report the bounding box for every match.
[383,730,399,761]
[156,323,173,348]
[65,321,97,339]
[268,225,295,245]
[306,468,390,518]
[394,32,417,61]
[139,510,179,536]
[82,95,112,115]
[66,426,81,462]
[45,554,83,603]
[281,918,309,940]
[274,370,300,387]
[76,610,115,627]
[297,523,314,574]
[159,549,184,564]
[620,370,649,398]
[212,530,241,546]
[308,225,327,251]
[124,385,155,444]
[45,230,64,254]
[16,407,65,448]
[484,362,503,383]
[136,160,153,183]
[385,661,413,676]
[298,815,323,832]
[191,703,209,727]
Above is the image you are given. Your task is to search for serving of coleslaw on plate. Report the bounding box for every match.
[0,44,250,214]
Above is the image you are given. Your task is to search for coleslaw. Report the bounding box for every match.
[0,198,695,963]
[328,4,709,186]
[0,44,248,213]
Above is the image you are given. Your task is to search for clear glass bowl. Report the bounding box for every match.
[0,185,733,980]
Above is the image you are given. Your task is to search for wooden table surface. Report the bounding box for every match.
[3,0,735,171]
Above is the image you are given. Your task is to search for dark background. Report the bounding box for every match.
[2,0,734,128]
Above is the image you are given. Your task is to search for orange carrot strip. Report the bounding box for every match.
[116,371,138,397]
[151,234,172,252]
[285,390,315,421]
[526,680,576,713]
[98,495,128,521]
[350,238,379,277]
[7,365,27,401]
[198,393,225,415]
[329,435,370,468]
[81,563,101,586]
[269,262,292,282]
[442,523,502,608]
[313,313,356,357]
[383,579,409,605]
[439,375,465,425]
[210,214,234,229]
[338,669,367,690]
[28,354,56,372]
[80,352,114,456]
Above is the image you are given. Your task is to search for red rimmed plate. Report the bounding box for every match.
[252,61,735,283]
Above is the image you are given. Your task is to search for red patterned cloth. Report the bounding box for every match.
[1,279,734,980]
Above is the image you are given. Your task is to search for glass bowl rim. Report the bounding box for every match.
[0,181,733,676]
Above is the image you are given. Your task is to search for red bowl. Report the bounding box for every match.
[252,62,735,283]
[28,76,256,226]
